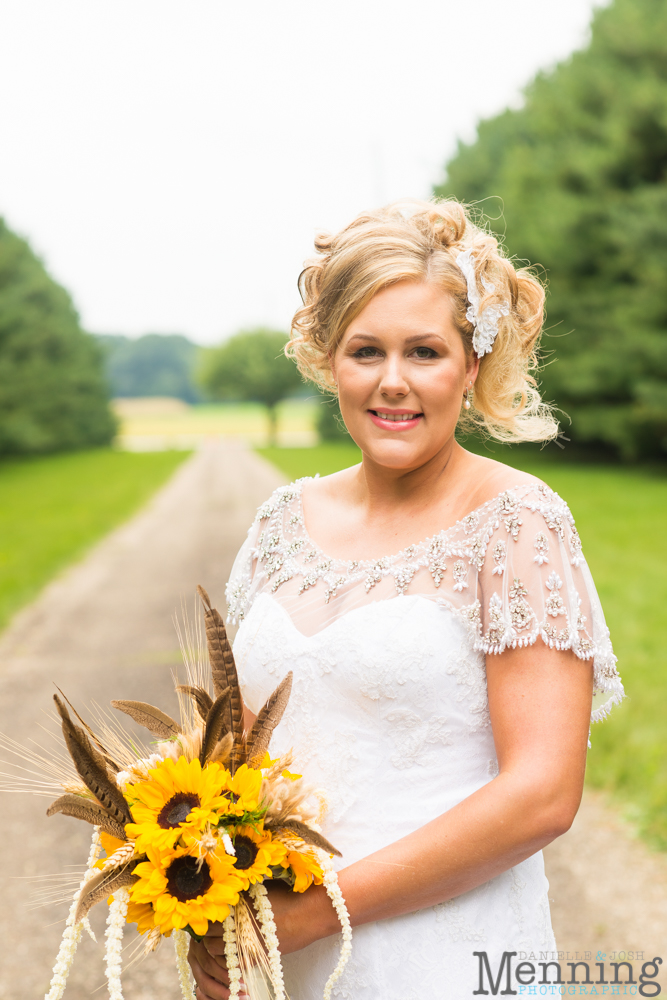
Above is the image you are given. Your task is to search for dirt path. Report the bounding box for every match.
[0,441,285,999]
[0,440,664,997]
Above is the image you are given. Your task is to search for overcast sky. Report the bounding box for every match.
[0,1,602,344]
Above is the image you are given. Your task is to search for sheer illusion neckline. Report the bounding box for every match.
[295,476,551,569]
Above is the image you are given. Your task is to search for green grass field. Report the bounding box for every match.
[259,443,667,849]
[0,449,189,632]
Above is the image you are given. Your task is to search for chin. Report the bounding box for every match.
[361,439,431,470]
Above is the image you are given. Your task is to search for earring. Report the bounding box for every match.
[464,386,472,410]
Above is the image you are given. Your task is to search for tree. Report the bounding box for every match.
[197,328,302,445]
[97,333,201,402]
[435,0,667,459]
[315,391,352,442]
[0,219,116,454]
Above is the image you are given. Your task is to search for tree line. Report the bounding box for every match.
[436,0,667,459]
[1,0,664,457]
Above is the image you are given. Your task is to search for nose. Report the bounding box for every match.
[378,352,410,398]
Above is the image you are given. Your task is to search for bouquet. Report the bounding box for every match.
[6,587,351,1000]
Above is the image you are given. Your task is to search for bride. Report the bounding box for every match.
[188,199,624,999]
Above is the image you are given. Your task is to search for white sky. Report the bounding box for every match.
[0,0,602,344]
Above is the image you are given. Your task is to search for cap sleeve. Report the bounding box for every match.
[225,481,304,624]
[474,485,624,723]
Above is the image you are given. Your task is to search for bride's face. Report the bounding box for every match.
[333,280,478,471]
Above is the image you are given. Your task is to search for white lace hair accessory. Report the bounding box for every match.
[455,248,510,357]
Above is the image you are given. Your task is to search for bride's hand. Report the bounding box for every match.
[188,936,250,1000]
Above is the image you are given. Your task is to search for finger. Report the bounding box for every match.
[204,937,228,958]
[190,940,229,980]
[190,955,232,1000]
[190,952,249,1000]
[197,949,231,986]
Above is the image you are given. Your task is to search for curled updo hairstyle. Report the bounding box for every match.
[288,198,558,443]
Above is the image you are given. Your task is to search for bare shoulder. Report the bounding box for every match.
[300,462,361,505]
[460,450,550,507]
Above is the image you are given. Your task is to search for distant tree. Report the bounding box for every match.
[197,328,302,445]
[97,333,202,402]
[436,0,667,459]
[0,219,116,454]
[315,391,352,442]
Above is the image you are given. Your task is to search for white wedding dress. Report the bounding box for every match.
[226,479,624,1000]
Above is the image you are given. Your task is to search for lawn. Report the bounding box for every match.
[0,449,189,632]
[114,398,318,449]
[258,443,667,849]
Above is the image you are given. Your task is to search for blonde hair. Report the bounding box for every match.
[288,198,558,443]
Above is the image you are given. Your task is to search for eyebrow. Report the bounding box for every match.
[346,332,446,344]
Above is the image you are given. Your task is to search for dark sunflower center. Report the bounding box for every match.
[166,856,212,902]
[158,792,201,829]
[232,835,259,871]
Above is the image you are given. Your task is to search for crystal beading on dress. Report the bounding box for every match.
[227,479,623,724]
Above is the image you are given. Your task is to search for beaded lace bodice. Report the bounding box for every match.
[227,478,623,723]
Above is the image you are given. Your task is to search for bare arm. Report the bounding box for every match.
[192,643,592,996]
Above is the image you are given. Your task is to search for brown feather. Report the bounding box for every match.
[54,686,120,773]
[197,585,243,745]
[199,687,231,764]
[74,860,141,923]
[54,695,132,827]
[46,794,127,840]
[244,672,293,767]
[267,819,341,857]
[176,685,213,721]
[111,700,182,740]
[208,731,234,765]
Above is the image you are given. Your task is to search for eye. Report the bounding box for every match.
[353,346,382,359]
[411,346,438,359]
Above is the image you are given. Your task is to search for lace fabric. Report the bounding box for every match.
[226,478,623,723]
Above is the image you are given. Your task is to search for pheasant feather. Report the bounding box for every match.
[54,696,132,827]
[176,684,213,721]
[267,819,341,857]
[245,672,293,766]
[111,700,182,740]
[46,794,127,840]
[197,585,243,743]
[74,861,140,924]
[199,688,231,765]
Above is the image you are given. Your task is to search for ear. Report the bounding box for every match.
[466,354,481,385]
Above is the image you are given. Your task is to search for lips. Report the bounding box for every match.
[368,409,424,431]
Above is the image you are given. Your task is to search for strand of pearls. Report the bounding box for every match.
[173,929,197,1000]
[319,855,353,1000]
[104,886,129,1000]
[45,826,102,1000]
[249,883,286,1000]
[223,912,242,1000]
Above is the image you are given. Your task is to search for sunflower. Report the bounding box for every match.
[223,763,265,821]
[94,830,128,870]
[124,756,233,854]
[126,900,157,935]
[284,848,324,893]
[225,824,287,890]
[130,843,243,937]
